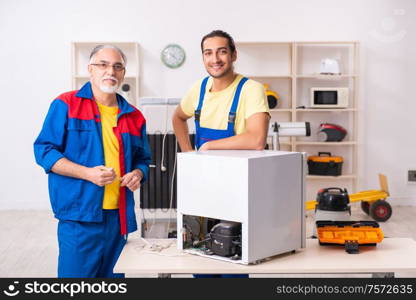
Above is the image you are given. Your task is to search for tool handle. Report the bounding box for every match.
[318,152,332,157]
[323,187,344,193]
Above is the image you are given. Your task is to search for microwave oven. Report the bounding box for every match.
[310,87,349,108]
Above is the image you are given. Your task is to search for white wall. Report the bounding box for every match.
[0,0,415,209]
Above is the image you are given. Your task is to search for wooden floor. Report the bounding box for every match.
[1,204,415,277]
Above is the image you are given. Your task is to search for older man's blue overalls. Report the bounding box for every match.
[194,76,249,278]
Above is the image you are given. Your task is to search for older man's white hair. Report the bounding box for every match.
[89,44,127,65]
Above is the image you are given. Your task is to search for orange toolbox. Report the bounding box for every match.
[307,152,343,176]
[316,220,384,254]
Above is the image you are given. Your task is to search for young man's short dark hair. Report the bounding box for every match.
[200,30,236,53]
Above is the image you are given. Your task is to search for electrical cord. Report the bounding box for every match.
[161,130,174,213]
[133,238,186,257]
[160,103,170,172]
[160,132,168,172]
[166,140,178,234]
[146,210,157,237]
[140,205,147,236]
[160,103,173,172]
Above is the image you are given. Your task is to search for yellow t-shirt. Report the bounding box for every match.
[97,102,120,209]
[180,74,269,135]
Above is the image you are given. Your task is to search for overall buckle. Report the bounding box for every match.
[195,110,201,122]
[228,113,236,124]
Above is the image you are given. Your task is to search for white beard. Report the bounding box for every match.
[99,83,119,94]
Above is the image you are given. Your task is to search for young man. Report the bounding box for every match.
[172,30,270,278]
[34,45,151,278]
[172,30,270,152]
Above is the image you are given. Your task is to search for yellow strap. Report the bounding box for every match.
[305,190,389,210]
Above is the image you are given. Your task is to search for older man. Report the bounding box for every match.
[34,45,151,278]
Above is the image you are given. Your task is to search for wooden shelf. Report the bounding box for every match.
[296,74,357,79]
[295,41,359,45]
[296,142,357,146]
[246,75,292,79]
[236,41,359,197]
[270,108,357,112]
[296,108,356,112]
[236,41,292,45]
[307,174,357,180]
[270,109,292,112]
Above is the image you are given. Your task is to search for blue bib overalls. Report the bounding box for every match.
[193,76,249,278]
[194,76,248,150]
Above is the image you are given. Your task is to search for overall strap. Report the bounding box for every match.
[194,76,209,123]
[228,77,248,125]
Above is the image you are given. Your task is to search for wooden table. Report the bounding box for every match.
[114,238,416,278]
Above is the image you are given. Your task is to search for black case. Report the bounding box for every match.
[316,187,350,212]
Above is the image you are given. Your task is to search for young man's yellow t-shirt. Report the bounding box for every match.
[97,102,120,209]
[180,74,269,135]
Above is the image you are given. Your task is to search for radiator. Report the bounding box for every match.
[140,133,195,209]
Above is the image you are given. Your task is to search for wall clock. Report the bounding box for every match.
[161,44,186,68]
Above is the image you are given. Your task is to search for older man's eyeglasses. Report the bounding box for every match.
[90,63,125,72]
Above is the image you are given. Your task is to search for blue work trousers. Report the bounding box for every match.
[57,209,126,278]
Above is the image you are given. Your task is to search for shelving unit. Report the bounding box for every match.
[235,41,359,200]
[71,42,140,104]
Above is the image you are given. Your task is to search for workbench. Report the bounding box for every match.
[114,238,416,278]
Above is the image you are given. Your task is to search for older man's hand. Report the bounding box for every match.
[121,169,143,192]
[87,166,116,186]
